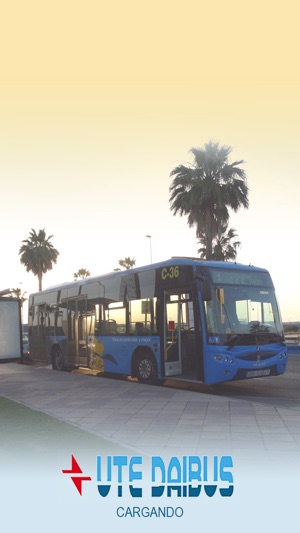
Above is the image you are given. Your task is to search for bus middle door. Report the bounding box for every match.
[164,290,183,376]
[67,297,88,367]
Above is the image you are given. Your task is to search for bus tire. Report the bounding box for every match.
[135,352,157,384]
[52,346,64,371]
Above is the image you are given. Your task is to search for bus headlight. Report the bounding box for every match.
[280,351,287,359]
[213,355,235,364]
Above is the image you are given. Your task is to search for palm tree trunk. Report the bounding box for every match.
[204,210,213,260]
[38,271,43,292]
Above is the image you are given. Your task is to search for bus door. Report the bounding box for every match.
[67,297,88,366]
[164,290,183,376]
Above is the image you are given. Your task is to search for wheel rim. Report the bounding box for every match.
[138,358,152,379]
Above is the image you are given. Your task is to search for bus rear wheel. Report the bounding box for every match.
[52,346,64,371]
[135,353,157,384]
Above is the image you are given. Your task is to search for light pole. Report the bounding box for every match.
[145,235,152,264]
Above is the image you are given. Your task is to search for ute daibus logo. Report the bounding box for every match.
[62,454,234,509]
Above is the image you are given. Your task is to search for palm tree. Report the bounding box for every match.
[169,141,249,259]
[114,257,136,271]
[10,287,28,307]
[74,268,91,280]
[19,229,59,291]
[198,224,241,261]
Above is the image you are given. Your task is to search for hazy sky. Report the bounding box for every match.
[1,1,299,321]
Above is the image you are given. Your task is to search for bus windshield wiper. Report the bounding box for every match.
[226,331,284,350]
[226,334,246,350]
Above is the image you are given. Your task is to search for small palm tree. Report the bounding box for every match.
[19,229,59,291]
[114,257,136,271]
[10,287,28,306]
[169,141,248,259]
[74,268,91,280]
[198,224,241,261]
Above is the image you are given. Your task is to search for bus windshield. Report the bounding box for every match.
[204,283,284,346]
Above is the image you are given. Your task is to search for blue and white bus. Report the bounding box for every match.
[28,258,287,385]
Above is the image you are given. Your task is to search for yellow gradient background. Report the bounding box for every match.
[0,0,299,319]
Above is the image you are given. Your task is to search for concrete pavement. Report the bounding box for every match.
[1,361,300,462]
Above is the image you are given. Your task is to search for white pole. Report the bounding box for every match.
[145,235,152,264]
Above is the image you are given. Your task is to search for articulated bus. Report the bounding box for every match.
[28,258,287,385]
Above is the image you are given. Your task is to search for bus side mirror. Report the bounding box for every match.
[201,278,212,301]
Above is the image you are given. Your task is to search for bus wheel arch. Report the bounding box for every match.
[132,348,158,384]
[51,345,65,371]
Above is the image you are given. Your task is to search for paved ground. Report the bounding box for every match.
[1,360,300,463]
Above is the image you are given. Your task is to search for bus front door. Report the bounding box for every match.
[67,297,88,366]
[164,290,183,376]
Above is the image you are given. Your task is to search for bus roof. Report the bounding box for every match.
[30,257,269,297]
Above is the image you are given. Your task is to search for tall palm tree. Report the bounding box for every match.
[198,224,241,261]
[19,229,59,291]
[169,141,249,259]
[74,268,91,280]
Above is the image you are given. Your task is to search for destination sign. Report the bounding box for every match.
[208,268,273,287]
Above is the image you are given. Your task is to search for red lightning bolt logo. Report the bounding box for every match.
[62,455,92,495]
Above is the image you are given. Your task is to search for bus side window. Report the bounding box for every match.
[129,298,157,335]
[101,302,126,335]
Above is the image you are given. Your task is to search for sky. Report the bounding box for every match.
[0,0,299,321]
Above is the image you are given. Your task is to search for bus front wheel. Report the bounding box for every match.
[135,353,157,384]
[52,346,64,371]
